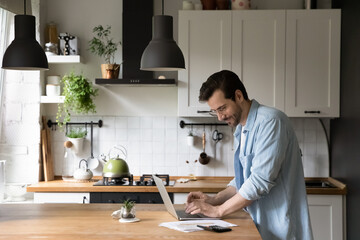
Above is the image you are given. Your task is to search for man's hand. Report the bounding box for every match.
[185,198,222,218]
[186,191,211,204]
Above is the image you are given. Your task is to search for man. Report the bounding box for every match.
[185,70,313,240]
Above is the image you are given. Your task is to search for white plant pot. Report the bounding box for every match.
[68,137,84,154]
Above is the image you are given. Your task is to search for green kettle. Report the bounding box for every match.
[102,145,130,178]
[102,156,130,178]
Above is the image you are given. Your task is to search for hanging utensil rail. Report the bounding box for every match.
[179,120,227,129]
[47,119,103,130]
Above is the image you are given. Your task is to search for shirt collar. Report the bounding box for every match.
[234,99,259,136]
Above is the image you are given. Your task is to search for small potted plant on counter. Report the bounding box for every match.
[88,25,122,79]
[121,199,136,219]
[56,71,98,128]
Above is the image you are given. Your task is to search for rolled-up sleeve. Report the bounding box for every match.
[238,118,288,200]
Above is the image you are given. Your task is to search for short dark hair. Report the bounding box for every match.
[199,70,249,102]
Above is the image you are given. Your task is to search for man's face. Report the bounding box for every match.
[207,90,243,127]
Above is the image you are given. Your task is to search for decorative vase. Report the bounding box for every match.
[101,64,120,79]
[201,0,216,9]
[231,0,251,10]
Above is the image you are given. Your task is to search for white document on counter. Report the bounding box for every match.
[159,220,237,233]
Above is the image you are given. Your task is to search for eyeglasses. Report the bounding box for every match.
[209,104,227,117]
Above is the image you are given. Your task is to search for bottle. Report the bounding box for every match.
[62,141,74,181]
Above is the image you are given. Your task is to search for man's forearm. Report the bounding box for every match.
[207,186,237,205]
[218,192,253,217]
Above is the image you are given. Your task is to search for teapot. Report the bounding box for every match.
[74,159,93,180]
[102,145,130,178]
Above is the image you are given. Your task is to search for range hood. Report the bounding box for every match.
[95,0,176,86]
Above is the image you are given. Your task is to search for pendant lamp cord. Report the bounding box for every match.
[24,0,26,15]
[162,0,164,15]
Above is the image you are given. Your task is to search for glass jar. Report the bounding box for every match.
[45,22,59,44]
[44,42,58,56]
[62,147,75,181]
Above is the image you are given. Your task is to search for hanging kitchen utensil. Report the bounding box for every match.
[199,126,210,165]
[87,121,99,170]
[212,129,224,161]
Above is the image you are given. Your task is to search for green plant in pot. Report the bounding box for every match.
[121,199,136,219]
[65,127,88,155]
[88,25,122,79]
[56,71,98,128]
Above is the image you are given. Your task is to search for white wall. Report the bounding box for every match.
[0,0,42,185]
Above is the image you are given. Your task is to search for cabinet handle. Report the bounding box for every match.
[83,196,87,204]
[197,110,210,114]
[304,110,321,114]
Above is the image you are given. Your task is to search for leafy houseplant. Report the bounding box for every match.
[66,127,87,138]
[88,25,122,79]
[120,199,136,219]
[56,72,98,128]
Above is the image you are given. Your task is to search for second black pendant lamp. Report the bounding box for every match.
[140,0,185,71]
[2,0,48,71]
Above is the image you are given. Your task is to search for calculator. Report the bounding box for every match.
[197,225,232,233]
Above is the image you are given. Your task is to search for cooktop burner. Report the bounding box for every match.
[93,174,173,186]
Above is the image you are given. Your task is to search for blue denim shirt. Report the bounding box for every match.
[228,100,313,240]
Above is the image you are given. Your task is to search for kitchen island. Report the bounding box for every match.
[0,203,261,240]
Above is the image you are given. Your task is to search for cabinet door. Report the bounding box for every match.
[307,195,344,240]
[232,10,286,111]
[34,192,90,203]
[285,10,341,117]
[178,11,231,117]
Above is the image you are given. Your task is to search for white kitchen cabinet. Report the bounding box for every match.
[307,194,345,240]
[34,192,90,204]
[285,10,341,117]
[232,10,286,111]
[178,11,231,117]
[178,10,340,117]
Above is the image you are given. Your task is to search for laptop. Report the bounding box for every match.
[152,174,221,221]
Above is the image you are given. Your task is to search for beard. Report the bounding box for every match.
[223,104,243,127]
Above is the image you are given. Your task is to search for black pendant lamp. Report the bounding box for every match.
[140,0,185,71]
[2,0,48,71]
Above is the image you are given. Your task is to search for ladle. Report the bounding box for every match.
[199,129,210,165]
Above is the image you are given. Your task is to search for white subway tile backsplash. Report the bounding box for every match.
[43,116,329,179]
[116,129,128,141]
[115,117,128,128]
[165,129,177,141]
[152,117,165,129]
[141,117,153,129]
[141,129,153,141]
[153,128,165,141]
[165,117,178,129]
[128,117,140,129]
[128,129,140,141]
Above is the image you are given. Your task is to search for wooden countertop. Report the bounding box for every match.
[27,177,347,195]
[0,204,261,240]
